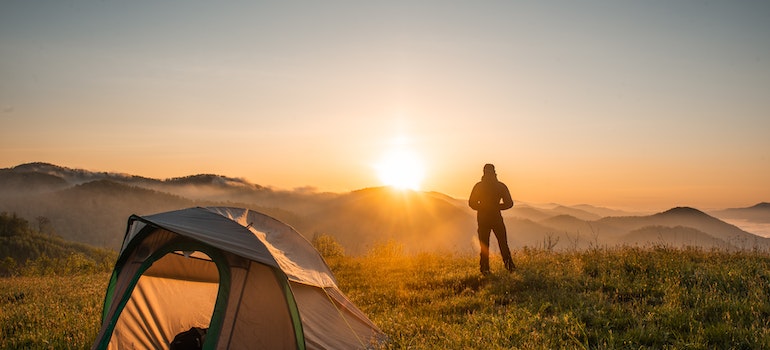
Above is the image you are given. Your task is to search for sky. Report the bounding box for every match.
[1,0,769,211]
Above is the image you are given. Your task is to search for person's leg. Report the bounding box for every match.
[477,222,492,274]
[492,220,515,271]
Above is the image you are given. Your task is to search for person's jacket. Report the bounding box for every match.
[469,174,514,219]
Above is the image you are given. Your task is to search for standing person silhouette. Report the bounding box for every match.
[469,163,515,275]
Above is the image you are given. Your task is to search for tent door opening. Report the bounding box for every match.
[108,249,222,349]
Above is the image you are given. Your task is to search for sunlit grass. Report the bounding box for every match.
[0,274,109,349]
[329,246,770,349]
[2,247,770,349]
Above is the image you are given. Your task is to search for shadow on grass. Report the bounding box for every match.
[454,274,488,294]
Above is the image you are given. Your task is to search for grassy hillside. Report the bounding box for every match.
[0,274,108,348]
[337,247,770,349]
[2,246,769,349]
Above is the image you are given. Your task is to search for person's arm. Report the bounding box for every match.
[468,184,480,210]
[499,183,514,210]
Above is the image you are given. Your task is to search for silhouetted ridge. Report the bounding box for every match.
[621,225,734,249]
[710,202,770,223]
[3,162,768,252]
[12,162,63,172]
[541,214,583,225]
[8,162,153,185]
[656,207,707,217]
[305,185,476,254]
[0,170,68,193]
[351,186,416,195]
[164,174,261,189]
[551,205,601,221]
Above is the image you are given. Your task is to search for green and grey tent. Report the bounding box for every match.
[92,207,383,349]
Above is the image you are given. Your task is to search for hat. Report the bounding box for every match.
[483,163,495,174]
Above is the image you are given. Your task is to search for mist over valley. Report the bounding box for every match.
[2,162,769,254]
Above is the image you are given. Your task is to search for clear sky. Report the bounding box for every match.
[1,1,769,211]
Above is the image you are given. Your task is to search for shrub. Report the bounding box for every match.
[312,233,346,259]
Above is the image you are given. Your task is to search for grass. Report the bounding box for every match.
[2,247,770,349]
[0,274,108,349]
[331,246,770,349]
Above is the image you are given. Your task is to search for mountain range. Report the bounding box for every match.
[1,162,769,254]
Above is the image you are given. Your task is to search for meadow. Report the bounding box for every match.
[2,245,770,349]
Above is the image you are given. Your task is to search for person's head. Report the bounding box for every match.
[483,163,496,175]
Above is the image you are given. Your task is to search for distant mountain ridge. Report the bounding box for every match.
[10,162,156,186]
[1,162,768,254]
[710,202,770,224]
[6,162,259,190]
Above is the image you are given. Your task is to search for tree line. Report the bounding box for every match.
[0,212,116,276]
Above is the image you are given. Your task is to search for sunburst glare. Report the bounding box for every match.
[375,147,425,191]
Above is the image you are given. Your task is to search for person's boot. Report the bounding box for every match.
[480,263,490,276]
[480,257,490,276]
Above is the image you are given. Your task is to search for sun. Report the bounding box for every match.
[375,148,425,191]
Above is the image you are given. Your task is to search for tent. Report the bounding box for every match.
[92,207,384,349]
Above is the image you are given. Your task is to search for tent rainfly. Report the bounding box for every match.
[92,207,384,349]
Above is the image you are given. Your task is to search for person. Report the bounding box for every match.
[468,163,515,274]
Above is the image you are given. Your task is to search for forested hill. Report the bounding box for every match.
[0,212,116,276]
